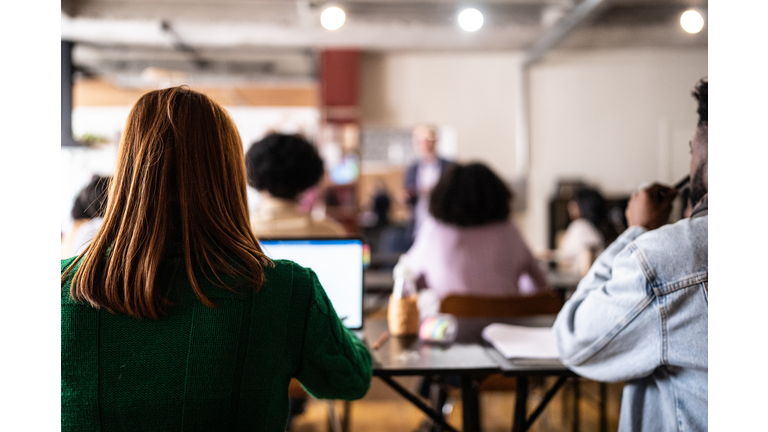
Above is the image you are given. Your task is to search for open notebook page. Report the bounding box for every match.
[482,323,559,360]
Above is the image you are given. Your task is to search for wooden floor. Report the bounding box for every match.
[291,375,624,432]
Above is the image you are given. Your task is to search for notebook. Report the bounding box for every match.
[482,323,560,360]
[259,238,364,331]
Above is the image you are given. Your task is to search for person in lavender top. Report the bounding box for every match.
[406,162,549,315]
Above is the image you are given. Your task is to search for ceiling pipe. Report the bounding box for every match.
[161,20,210,69]
[515,0,613,180]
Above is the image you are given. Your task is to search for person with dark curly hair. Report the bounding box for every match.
[245,133,346,238]
[553,79,708,432]
[405,162,549,309]
[61,174,111,257]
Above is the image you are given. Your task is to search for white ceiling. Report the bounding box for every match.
[61,0,708,84]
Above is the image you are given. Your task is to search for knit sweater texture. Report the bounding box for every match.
[61,255,372,431]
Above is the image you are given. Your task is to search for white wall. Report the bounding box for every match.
[525,49,707,250]
[360,51,523,178]
[360,48,708,250]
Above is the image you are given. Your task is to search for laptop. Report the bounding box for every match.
[258,238,365,337]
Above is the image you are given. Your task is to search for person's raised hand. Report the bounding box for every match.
[625,183,678,230]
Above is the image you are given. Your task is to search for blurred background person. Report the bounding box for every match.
[245,133,346,238]
[61,175,111,258]
[360,179,393,255]
[61,87,371,431]
[406,162,549,316]
[403,124,454,242]
[361,179,392,230]
[371,180,392,229]
[556,187,618,275]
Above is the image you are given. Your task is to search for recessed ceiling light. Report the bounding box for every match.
[321,6,346,30]
[458,8,483,32]
[680,10,704,34]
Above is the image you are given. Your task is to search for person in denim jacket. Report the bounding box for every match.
[553,79,708,432]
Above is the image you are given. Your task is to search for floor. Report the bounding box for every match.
[291,376,623,432]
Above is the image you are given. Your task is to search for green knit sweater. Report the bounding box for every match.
[61,255,372,431]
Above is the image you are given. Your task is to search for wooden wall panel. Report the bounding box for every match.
[73,79,317,107]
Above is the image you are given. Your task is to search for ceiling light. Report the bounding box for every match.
[680,10,704,34]
[458,8,483,32]
[321,6,346,30]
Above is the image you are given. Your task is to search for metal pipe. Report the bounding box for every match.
[515,0,614,186]
[515,63,530,178]
[524,0,614,67]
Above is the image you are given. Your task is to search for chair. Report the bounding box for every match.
[440,293,563,318]
[441,292,563,392]
[431,293,564,432]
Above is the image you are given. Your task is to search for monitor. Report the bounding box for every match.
[258,238,364,330]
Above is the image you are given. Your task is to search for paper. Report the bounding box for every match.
[482,323,560,360]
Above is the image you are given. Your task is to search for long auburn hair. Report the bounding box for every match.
[62,86,270,319]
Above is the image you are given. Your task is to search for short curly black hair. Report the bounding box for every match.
[428,162,512,227]
[244,133,324,199]
[693,78,707,128]
[71,175,111,220]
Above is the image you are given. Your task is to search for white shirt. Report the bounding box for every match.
[416,159,441,193]
[413,159,442,237]
[71,217,104,256]
[557,218,604,274]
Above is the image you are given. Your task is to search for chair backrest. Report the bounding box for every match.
[440,293,563,393]
[440,293,563,318]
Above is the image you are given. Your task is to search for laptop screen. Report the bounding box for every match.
[258,238,364,330]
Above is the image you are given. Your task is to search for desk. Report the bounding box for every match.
[482,316,579,432]
[365,316,576,432]
[545,270,582,303]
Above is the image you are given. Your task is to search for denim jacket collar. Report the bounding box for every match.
[691,195,708,219]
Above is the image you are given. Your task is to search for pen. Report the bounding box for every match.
[372,331,390,350]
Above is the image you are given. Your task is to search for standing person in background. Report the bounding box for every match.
[553,79,708,432]
[557,187,618,276]
[61,175,111,258]
[61,87,372,431]
[403,124,454,240]
[245,133,347,239]
[406,162,549,316]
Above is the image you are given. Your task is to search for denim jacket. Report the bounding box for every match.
[553,199,708,432]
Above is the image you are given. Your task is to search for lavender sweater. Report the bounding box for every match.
[406,216,548,299]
